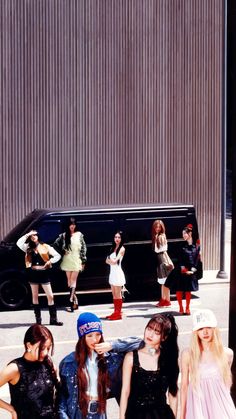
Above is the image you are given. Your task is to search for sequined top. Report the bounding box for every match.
[8,357,56,419]
[126,350,175,418]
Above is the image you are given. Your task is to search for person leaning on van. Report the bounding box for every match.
[53,217,87,313]
[16,230,63,326]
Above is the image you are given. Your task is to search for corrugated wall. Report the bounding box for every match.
[0,0,223,268]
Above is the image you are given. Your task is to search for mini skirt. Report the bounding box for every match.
[26,269,51,285]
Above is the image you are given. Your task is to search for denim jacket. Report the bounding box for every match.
[58,337,142,419]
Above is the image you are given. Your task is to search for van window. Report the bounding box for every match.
[124,216,185,242]
[78,220,115,245]
[37,220,61,244]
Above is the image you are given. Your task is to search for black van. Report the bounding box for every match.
[0,204,199,310]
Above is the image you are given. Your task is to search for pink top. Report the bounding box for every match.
[186,361,236,419]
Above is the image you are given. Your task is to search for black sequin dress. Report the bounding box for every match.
[125,350,175,419]
[8,357,56,419]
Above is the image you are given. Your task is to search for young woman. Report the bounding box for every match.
[58,312,141,418]
[17,230,63,325]
[119,313,179,419]
[180,309,236,419]
[53,217,87,312]
[152,220,174,307]
[105,231,126,320]
[0,324,58,418]
[166,224,201,315]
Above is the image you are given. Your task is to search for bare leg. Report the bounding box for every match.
[41,283,54,306]
[112,285,122,299]
[66,271,72,288]
[30,284,39,305]
[163,285,170,302]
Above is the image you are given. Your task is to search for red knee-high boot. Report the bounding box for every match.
[176,291,184,314]
[185,292,191,315]
[106,299,116,319]
[108,299,122,320]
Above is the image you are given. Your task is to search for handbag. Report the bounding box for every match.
[196,259,203,280]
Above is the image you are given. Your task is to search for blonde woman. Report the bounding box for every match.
[180,309,236,419]
[151,220,174,307]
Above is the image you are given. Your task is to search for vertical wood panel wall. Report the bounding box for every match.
[0,0,223,268]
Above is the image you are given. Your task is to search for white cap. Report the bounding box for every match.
[192,309,217,331]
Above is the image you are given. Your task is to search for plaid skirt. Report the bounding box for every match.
[156,251,174,281]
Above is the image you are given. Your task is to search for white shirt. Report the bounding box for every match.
[85,351,98,398]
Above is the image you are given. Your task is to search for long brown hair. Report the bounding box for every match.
[75,334,109,417]
[151,220,166,249]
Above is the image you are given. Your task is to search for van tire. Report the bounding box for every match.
[0,274,29,310]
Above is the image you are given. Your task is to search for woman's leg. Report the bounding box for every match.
[185,291,191,315]
[30,283,39,304]
[176,291,184,314]
[66,271,79,311]
[107,286,122,320]
[41,283,54,305]
[41,283,63,326]
[66,271,72,288]
[30,284,42,324]
[112,286,122,299]
[163,285,171,305]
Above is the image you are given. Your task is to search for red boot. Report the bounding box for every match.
[185,292,191,315]
[156,298,166,307]
[108,299,122,320]
[106,299,116,319]
[176,291,184,314]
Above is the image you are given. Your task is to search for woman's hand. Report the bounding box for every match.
[95,342,112,354]
[27,230,37,237]
[106,257,111,265]
[43,261,52,269]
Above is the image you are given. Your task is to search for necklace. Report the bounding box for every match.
[145,345,160,356]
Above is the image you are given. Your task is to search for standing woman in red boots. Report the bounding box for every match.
[17,230,63,326]
[152,220,174,307]
[106,231,126,320]
[174,224,201,315]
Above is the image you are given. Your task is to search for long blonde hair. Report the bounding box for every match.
[189,328,232,389]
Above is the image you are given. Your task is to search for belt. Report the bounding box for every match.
[87,400,98,414]
[31,265,46,270]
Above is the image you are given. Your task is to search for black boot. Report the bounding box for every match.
[66,288,74,312]
[49,305,63,326]
[73,289,79,310]
[33,304,42,325]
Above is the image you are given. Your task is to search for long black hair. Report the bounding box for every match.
[183,223,199,245]
[110,231,124,256]
[25,232,43,252]
[146,313,179,396]
[64,217,78,250]
[24,324,58,386]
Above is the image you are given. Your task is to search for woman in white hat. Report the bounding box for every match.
[180,309,236,419]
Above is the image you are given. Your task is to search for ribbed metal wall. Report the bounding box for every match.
[0,0,223,268]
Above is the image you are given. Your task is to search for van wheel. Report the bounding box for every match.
[0,275,29,310]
